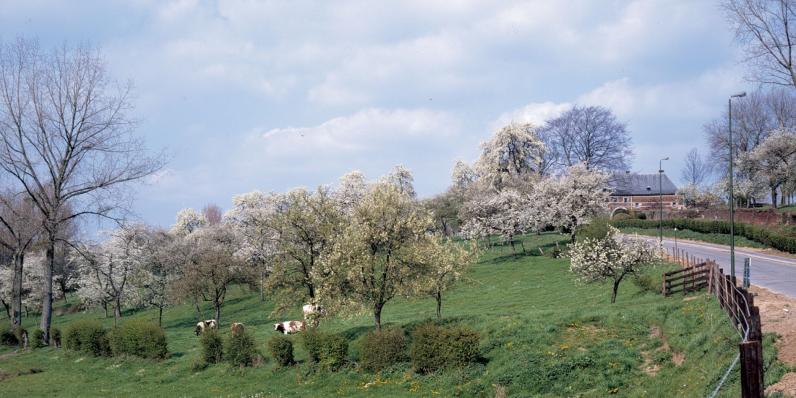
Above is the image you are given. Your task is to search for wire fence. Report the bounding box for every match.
[661,249,764,398]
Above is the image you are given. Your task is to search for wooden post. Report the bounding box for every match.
[739,340,764,398]
[662,273,667,296]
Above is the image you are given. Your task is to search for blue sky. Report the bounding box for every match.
[0,0,747,228]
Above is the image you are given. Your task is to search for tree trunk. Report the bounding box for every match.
[435,291,442,320]
[1,299,10,320]
[374,303,383,331]
[114,297,122,325]
[611,274,626,304]
[39,234,55,342]
[772,189,779,209]
[214,302,221,323]
[259,270,265,302]
[103,302,109,318]
[158,306,163,327]
[11,251,23,329]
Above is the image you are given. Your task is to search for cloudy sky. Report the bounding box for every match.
[0,0,747,227]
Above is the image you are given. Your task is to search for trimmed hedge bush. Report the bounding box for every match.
[359,328,407,372]
[612,218,796,254]
[200,330,224,364]
[302,329,325,363]
[320,334,348,371]
[268,335,294,367]
[32,329,46,348]
[226,331,258,367]
[64,320,110,356]
[109,320,168,359]
[0,327,18,346]
[301,330,348,371]
[410,324,480,373]
[51,327,62,348]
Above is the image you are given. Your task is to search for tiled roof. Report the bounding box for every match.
[608,173,677,196]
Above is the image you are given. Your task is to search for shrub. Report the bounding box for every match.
[410,323,480,373]
[632,273,660,294]
[200,330,223,364]
[0,327,18,346]
[64,320,110,356]
[226,331,258,367]
[320,334,348,371]
[51,327,62,348]
[302,329,325,363]
[359,328,407,372]
[14,327,28,347]
[109,320,168,359]
[268,335,294,367]
[32,329,46,349]
[611,213,632,221]
[576,217,611,241]
[301,330,348,371]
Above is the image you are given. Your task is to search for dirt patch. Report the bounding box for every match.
[749,286,796,366]
[641,326,685,376]
[750,285,796,397]
[767,373,796,397]
[0,367,43,382]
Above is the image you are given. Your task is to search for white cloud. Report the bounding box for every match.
[492,101,573,130]
[255,108,461,159]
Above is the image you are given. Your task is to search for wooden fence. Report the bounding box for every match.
[661,250,764,398]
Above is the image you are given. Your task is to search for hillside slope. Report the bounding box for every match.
[0,234,756,397]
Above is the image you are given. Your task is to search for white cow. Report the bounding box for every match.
[303,303,324,327]
[195,319,218,336]
[273,321,305,334]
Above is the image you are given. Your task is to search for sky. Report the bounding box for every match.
[0,0,748,228]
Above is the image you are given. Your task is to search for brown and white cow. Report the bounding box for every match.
[230,322,245,336]
[273,321,304,334]
[195,319,218,336]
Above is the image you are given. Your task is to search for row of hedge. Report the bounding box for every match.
[64,319,168,359]
[1,326,61,349]
[612,218,796,254]
[260,323,480,374]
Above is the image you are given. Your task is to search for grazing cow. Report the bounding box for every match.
[302,303,324,327]
[230,322,245,336]
[195,319,218,336]
[273,321,305,334]
[302,303,324,317]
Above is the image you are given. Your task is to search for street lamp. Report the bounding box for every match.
[659,157,669,245]
[729,91,746,283]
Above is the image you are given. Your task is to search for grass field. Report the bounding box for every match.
[619,227,766,249]
[0,233,782,397]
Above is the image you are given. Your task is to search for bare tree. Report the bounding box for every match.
[202,204,223,226]
[0,38,164,340]
[0,191,40,328]
[680,148,713,187]
[723,0,796,87]
[543,105,633,171]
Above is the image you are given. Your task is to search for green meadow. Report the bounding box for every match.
[0,233,782,397]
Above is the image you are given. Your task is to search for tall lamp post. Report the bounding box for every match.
[659,157,669,245]
[729,91,746,283]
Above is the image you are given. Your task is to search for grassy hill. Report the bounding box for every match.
[0,233,767,397]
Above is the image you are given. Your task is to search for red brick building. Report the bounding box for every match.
[607,173,683,217]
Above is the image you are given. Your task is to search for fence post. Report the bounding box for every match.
[662,273,667,297]
[739,340,764,398]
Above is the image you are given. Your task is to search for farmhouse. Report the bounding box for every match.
[607,172,683,217]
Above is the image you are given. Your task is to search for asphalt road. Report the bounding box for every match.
[630,235,796,299]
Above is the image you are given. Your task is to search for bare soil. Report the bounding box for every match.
[750,285,796,397]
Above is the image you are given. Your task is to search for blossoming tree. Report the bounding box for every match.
[569,226,660,303]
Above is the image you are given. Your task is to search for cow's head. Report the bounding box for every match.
[194,324,203,336]
[273,323,284,333]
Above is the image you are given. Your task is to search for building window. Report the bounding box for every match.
[672,202,676,206]
[635,203,640,208]
[623,197,629,203]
